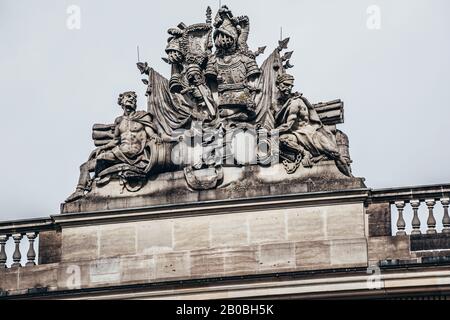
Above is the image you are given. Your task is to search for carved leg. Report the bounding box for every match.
[334,155,353,177]
[301,151,313,168]
[65,159,96,203]
[280,136,304,155]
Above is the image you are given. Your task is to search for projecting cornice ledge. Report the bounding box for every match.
[51,188,371,228]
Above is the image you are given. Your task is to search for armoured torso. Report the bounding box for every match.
[205,52,260,125]
[216,54,248,88]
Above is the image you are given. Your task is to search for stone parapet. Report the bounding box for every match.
[2,185,450,299]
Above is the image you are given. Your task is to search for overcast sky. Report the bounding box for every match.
[1,0,449,221]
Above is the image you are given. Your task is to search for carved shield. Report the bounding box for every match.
[180,23,213,65]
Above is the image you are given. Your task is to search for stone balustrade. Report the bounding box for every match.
[369,184,450,236]
[0,218,53,268]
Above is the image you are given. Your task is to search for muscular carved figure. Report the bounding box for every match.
[65,91,161,202]
[275,75,352,176]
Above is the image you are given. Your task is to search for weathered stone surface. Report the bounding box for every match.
[330,238,367,267]
[61,226,98,262]
[368,236,411,263]
[18,264,58,291]
[0,268,19,292]
[249,211,286,244]
[326,204,365,240]
[410,234,450,251]
[120,255,155,284]
[414,249,450,258]
[287,207,326,242]
[367,203,392,237]
[223,247,258,275]
[137,220,173,254]
[99,225,136,258]
[155,252,190,280]
[38,230,62,264]
[190,249,225,278]
[295,238,368,270]
[295,241,331,269]
[62,164,366,214]
[89,258,121,285]
[55,198,371,286]
[258,242,295,270]
[210,214,249,248]
[174,217,209,251]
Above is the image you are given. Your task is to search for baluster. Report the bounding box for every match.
[11,233,23,267]
[26,232,37,266]
[395,201,406,236]
[410,200,422,235]
[0,235,9,268]
[425,199,437,234]
[442,198,450,234]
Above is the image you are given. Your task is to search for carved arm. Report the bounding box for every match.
[277,111,298,134]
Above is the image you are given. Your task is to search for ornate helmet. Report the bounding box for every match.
[213,6,239,42]
[165,38,182,54]
[165,27,184,54]
[214,17,239,42]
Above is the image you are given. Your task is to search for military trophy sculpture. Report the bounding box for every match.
[65,6,362,210]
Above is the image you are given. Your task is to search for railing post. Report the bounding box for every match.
[0,235,9,268]
[395,201,407,236]
[442,198,450,234]
[425,199,437,234]
[26,232,38,266]
[12,233,23,267]
[410,200,421,235]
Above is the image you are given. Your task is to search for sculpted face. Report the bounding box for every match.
[278,80,294,97]
[119,92,137,113]
[214,31,235,50]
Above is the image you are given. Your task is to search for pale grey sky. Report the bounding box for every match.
[1,0,449,221]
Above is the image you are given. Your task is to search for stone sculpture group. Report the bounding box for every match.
[66,6,353,203]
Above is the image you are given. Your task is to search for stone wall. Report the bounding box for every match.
[4,188,450,299]
[56,202,367,288]
[1,191,372,296]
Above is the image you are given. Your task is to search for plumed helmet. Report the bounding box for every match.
[213,16,239,42]
[165,27,184,54]
[165,37,183,54]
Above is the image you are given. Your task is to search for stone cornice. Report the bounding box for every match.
[51,188,370,228]
[2,184,450,230]
[0,218,54,234]
[368,184,450,203]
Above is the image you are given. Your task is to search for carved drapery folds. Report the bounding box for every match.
[65,5,355,203]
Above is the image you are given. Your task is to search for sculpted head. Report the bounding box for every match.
[167,49,184,64]
[276,74,295,97]
[166,28,185,64]
[166,38,184,64]
[214,30,236,50]
[118,91,137,113]
[213,7,239,50]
